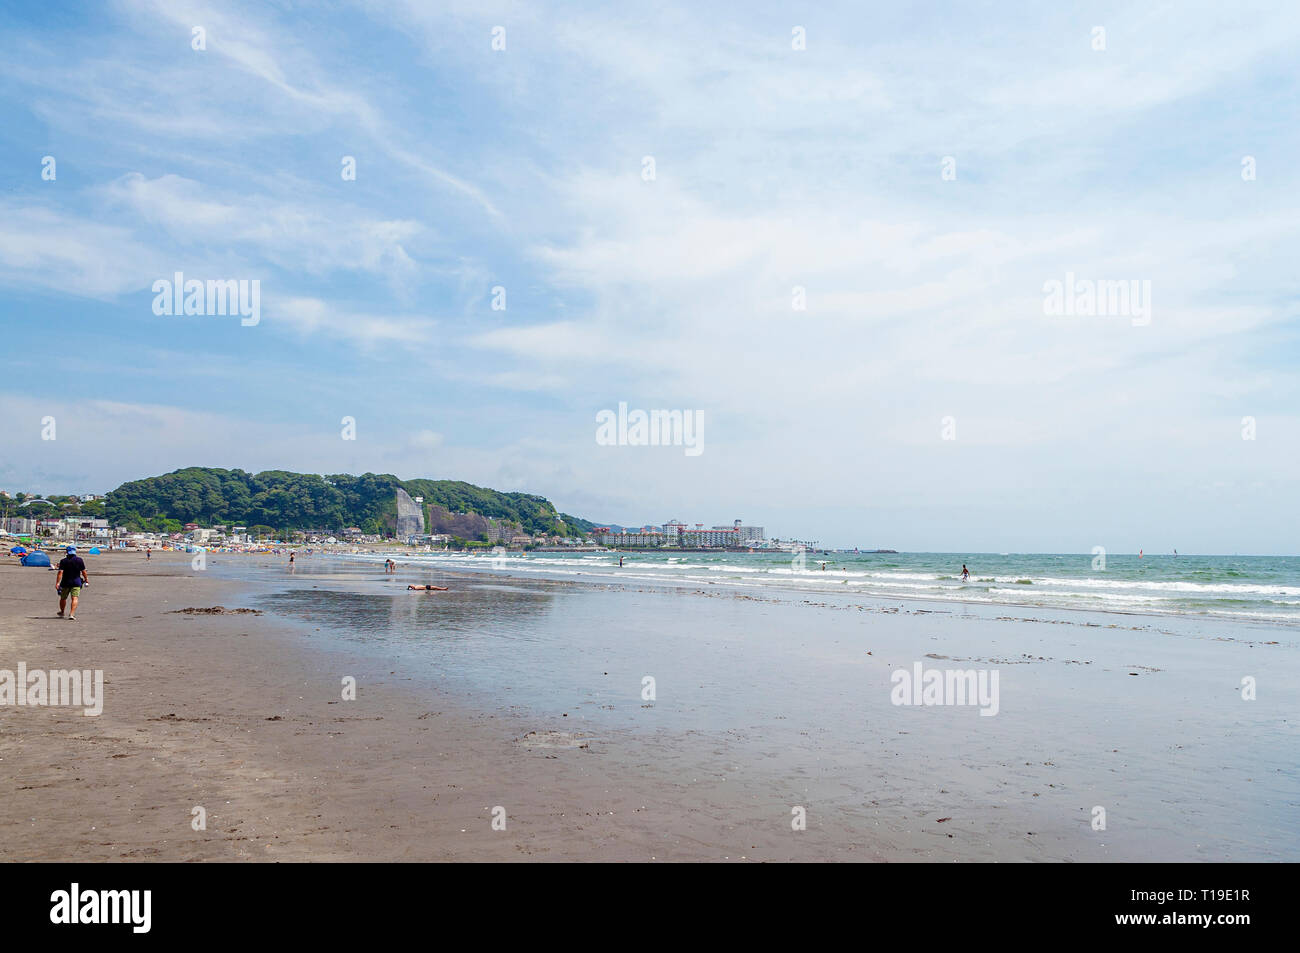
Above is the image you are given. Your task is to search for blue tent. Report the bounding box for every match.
[88,547,101,555]
[9,545,26,554]
[21,551,51,567]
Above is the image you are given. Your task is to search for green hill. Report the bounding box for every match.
[104,467,583,538]
[558,513,598,534]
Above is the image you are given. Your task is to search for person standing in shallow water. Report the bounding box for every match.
[961,564,970,582]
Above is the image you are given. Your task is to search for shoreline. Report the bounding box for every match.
[306,549,1300,632]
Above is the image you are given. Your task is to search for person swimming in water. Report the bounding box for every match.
[961,564,969,582]
[408,584,448,591]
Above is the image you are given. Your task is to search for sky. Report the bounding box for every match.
[1,1,1297,553]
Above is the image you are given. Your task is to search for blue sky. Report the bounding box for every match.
[1,1,1297,552]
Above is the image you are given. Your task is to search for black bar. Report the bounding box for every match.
[0,862,1277,939]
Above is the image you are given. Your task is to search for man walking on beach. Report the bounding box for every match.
[55,545,88,621]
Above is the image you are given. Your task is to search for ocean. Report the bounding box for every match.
[334,550,1300,625]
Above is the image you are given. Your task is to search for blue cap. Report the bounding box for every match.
[66,545,76,553]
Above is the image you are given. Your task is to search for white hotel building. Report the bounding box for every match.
[598,519,766,548]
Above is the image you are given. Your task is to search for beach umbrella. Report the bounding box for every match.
[88,546,101,554]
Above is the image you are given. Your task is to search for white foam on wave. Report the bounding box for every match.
[326,552,1299,623]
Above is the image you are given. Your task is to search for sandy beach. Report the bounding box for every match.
[1,550,1294,862]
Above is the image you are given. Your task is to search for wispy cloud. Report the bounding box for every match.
[275,297,437,350]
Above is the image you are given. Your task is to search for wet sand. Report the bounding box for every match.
[1,552,1294,861]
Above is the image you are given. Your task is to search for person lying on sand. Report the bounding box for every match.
[407,584,448,591]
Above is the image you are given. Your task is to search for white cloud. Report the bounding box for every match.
[103,173,425,277]
[0,204,165,298]
[275,297,437,350]
[408,429,443,450]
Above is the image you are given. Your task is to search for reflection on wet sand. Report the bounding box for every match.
[260,584,558,642]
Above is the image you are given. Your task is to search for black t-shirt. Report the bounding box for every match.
[57,555,86,585]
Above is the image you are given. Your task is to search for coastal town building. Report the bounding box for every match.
[596,528,669,547]
[405,533,451,546]
[675,525,740,547]
[595,518,768,549]
[712,520,765,542]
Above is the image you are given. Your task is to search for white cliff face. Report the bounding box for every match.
[394,487,425,538]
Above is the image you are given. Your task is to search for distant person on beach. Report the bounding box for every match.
[289,551,295,567]
[407,584,448,591]
[55,545,88,621]
[961,564,970,582]
[619,556,623,567]
[146,547,151,560]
